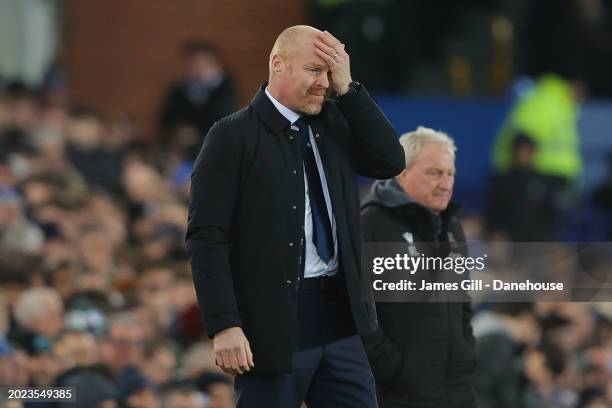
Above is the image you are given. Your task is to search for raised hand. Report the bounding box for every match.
[314,30,353,96]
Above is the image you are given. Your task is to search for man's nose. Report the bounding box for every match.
[317,73,329,89]
[439,175,454,190]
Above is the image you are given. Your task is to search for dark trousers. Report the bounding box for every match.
[235,277,379,408]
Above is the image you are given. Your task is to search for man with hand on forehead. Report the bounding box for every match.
[187,25,404,407]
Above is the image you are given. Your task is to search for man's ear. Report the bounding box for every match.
[397,168,409,181]
[395,169,411,197]
[271,54,283,74]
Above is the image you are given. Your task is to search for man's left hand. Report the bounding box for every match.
[314,31,352,96]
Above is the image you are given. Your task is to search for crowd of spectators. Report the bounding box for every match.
[472,301,612,407]
[0,79,236,407]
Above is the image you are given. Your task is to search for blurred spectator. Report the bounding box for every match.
[0,127,39,161]
[523,342,578,407]
[179,341,218,379]
[159,39,238,160]
[486,133,559,241]
[136,262,188,335]
[121,159,170,224]
[105,113,136,155]
[0,253,40,313]
[540,311,573,344]
[53,331,99,369]
[0,84,43,191]
[78,225,119,277]
[6,288,64,386]
[59,368,119,408]
[66,107,124,196]
[137,262,171,308]
[63,291,110,336]
[195,372,235,408]
[492,73,584,239]
[492,74,583,182]
[0,189,44,254]
[19,174,57,207]
[103,312,146,373]
[540,303,596,355]
[159,382,209,408]
[1,82,40,135]
[141,340,177,386]
[140,223,187,263]
[116,366,161,408]
[8,287,64,353]
[473,302,540,408]
[170,276,203,345]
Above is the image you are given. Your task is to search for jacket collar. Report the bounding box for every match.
[251,82,329,135]
[251,83,291,134]
[264,87,300,124]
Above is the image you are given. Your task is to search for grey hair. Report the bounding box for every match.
[13,287,63,328]
[398,126,457,169]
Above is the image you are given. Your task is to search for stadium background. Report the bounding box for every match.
[1,1,611,407]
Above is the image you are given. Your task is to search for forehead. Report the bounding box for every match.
[288,33,325,65]
[414,142,455,168]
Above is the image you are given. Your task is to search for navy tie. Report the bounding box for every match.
[295,117,334,264]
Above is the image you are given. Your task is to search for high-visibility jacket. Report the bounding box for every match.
[493,74,582,180]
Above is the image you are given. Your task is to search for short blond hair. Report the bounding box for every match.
[13,287,63,329]
[399,126,457,169]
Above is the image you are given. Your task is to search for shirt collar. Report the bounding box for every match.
[265,87,301,125]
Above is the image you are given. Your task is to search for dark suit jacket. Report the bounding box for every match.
[186,83,404,373]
